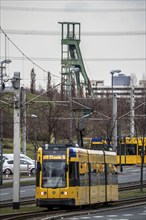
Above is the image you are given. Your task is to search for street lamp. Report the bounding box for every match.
[110,69,121,96]
[77,111,93,147]
[31,114,37,118]
[0,59,12,89]
[0,59,12,185]
[110,69,121,151]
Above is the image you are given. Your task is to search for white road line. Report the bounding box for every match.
[131,170,139,172]
[93,217,104,218]
[80,217,90,219]
[20,190,26,193]
[139,213,146,215]
[1,193,9,196]
[123,214,133,216]
[116,219,128,220]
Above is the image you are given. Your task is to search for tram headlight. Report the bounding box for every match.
[61,191,68,195]
[41,191,47,195]
[64,191,67,195]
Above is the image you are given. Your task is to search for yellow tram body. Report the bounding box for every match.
[36,144,118,208]
[117,137,146,165]
[90,137,146,165]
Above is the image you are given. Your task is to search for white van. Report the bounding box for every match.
[3,154,35,165]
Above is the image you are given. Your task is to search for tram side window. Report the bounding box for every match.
[79,162,89,186]
[106,164,112,185]
[107,164,118,185]
[90,163,98,186]
[117,144,136,155]
[127,144,136,155]
[69,162,79,186]
[138,146,146,155]
[98,163,105,185]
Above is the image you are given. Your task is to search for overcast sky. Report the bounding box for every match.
[0,0,145,89]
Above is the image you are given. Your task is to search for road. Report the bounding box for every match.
[117,165,146,184]
[64,205,146,220]
[0,165,146,202]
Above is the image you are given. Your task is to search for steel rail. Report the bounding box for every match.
[0,197,145,220]
[0,182,146,209]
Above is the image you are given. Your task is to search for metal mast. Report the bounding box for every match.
[59,22,93,98]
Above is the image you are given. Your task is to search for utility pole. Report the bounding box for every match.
[110,69,121,151]
[112,94,117,151]
[140,82,146,192]
[69,72,73,143]
[68,68,80,143]
[130,87,135,136]
[12,72,21,209]
[21,87,26,155]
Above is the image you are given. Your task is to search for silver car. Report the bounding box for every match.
[2,159,35,175]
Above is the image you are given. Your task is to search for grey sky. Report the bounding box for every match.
[0,0,145,89]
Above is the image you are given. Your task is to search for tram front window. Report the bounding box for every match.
[42,160,66,188]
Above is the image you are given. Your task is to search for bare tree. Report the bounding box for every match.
[30,68,36,94]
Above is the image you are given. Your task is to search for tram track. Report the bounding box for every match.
[0,181,146,209]
[0,197,145,220]
[118,181,146,191]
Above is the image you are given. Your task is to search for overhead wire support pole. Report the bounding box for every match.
[21,87,26,155]
[113,94,117,151]
[0,66,4,186]
[12,72,21,209]
[110,69,121,151]
[130,86,135,136]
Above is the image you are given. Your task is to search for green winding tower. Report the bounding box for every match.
[59,22,93,98]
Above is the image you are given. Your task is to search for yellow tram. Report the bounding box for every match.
[90,137,146,165]
[36,143,118,208]
[117,137,146,165]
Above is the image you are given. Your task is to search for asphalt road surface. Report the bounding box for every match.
[63,205,146,220]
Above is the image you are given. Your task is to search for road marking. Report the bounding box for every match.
[123,214,133,216]
[139,213,146,215]
[131,169,139,172]
[1,193,9,196]
[116,219,128,220]
[93,217,104,218]
[80,217,90,219]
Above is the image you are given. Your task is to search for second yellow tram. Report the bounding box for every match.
[90,137,146,165]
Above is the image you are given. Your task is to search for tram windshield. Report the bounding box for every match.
[42,160,66,188]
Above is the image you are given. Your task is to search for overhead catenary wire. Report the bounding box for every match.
[2,29,146,36]
[1,56,145,62]
[1,6,145,13]
[0,0,144,1]
[0,27,61,79]
[25,79,67,105]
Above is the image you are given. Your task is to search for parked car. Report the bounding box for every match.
[3,153,35,165]
[2,158,35,175]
